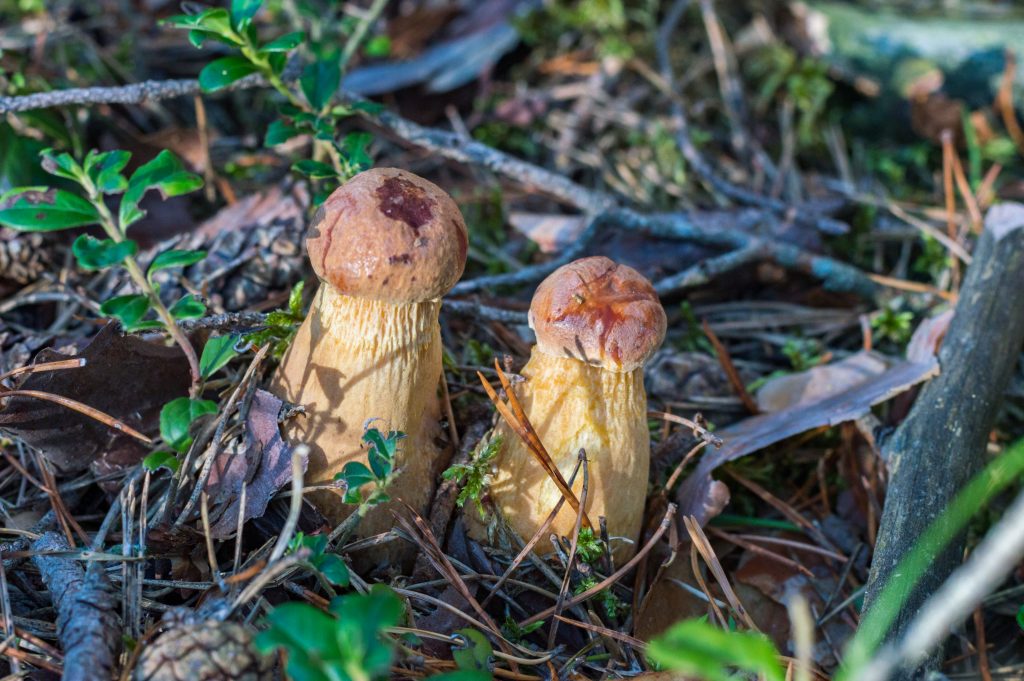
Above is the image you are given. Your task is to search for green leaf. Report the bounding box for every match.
[364,35,391,58]
[120,151,203,229]
[341,132,373,175]
[313,554,350,587]
[300,57,341,110]
[99,294,150,329]
[291,159,338,180]
[169,294,206,320]
[199,56,260,93]
[231,0,262,29]
[39,149,83,182]
[256,602,342,660]
[260,30,304,53]
[143,450,180,474]
[0,188,100,231]
[160,397,219,453]
[83,149,130,194]
[265,119,300,146]
[452,629,492,673]
[288,280,305,315]
[147,249,207,279]
[646,619,785,681]
[1017,604,1024,631]
[162,9,241,46]
[336,461,375,504]
[200,334,240,380]
[363,427,401,480]
[72,234,137,271]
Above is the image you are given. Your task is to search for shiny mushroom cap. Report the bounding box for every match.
[306,168,469,303]
[529,256,667,372]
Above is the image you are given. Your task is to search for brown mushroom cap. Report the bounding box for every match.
[529,256,667,372]
[306,168,469,303]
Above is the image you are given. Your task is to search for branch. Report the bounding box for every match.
[31,532,121,681]
[0,74,875,300]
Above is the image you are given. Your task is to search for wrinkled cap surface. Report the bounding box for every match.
[529,256,667,372]
[306,168,469,303]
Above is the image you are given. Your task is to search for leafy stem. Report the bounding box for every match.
[79,173,202,392]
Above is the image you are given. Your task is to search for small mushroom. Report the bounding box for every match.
[488,256,666,562]
[271,168,468,547]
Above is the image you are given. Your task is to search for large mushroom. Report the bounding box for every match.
[487,256,667,562]
[271,168,467,545]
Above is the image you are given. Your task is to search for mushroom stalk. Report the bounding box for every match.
[268,168,468,560]
[274,285,444,531]
[490,348,650,562]
[483,256,666,564]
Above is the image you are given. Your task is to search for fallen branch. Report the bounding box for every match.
[0,73,876,300]
[31,532,121,681]
[861,203,1024,679]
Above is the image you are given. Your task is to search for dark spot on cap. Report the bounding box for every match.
[388,253,413,265]
[375,176,435,233]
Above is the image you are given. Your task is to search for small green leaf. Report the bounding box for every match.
[100,294,150,329]
[314,554,350,587]
[199,56,260,93]
[143,450,180,473]
[147,249,207,279]
[646,619,785,681]
[84,149,130,194]
[39,149,83,182]
[200,334,240,380]
[288,280,305,315]
[160,397,219,453]
[0,188,100,231]
[351,100,384,115]
[260,30,304,53]
[72,234,137,271]
[1017,604,1024,631]
[120,151,203,229]
[452,629,492,673]
[364,35,391,58]
[428,672,492,681]
[169,294,206,320]
[231,0,262,28]
[265,119,300,146]
[300,57,341,110]
[342,131,373,174]
[162,9,241,46]
[291,159,338,180]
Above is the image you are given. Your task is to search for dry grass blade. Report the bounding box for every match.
[997,49,1024,155]
[1,389,151,443]
[520,503,676,626]
[553,614,647,648]
[707,526,813,577]
[649,411,723,447]
[393,506,518,660]
[478,363,592,529]
[684,515,758,631]
[481,455,585,608]
[548,450,590,648]
[690,540,727,627]
[0,358,85,385]
[702,319,759,414]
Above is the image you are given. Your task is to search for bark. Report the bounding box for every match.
[32,532,121,681]
[862,203,1024,678]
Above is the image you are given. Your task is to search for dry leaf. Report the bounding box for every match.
[207,389,307,538]
[755,351,889,412]
[677,357,939,525]
[0,323,190,473]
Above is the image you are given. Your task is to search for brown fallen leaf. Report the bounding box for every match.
[755,351,889,413]
[0,323,190,474]
[207,389,307,538]
[677,357,939,525]
[507,212,586,253]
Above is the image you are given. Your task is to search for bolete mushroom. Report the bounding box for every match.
[487,256,666,562]
[271,168,467,546]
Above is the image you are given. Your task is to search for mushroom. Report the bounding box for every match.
[487,256,666,562]
[271,168,467,546]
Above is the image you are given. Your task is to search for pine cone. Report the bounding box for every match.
[0,227,50,287]
[133,620,272,681]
